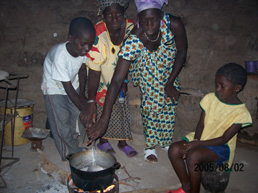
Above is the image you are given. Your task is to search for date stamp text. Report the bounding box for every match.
[194,163,244,172]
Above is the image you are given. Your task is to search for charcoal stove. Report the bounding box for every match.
[21,127,50,152]
[30,139,43,151]
[67,174,119,193]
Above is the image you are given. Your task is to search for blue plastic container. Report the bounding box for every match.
[245,61,257,73]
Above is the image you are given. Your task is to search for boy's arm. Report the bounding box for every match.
[198,124,242,146]
[78,63,87,105]
[62,81,84,111]
[186,108,242,150]
[80,68,101,128]
[62,63,87,111]
[186,124,242,152]
[194,110,205,140]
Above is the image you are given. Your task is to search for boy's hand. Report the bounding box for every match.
[182,141,188,159]
[79,96,88,106]
[182,141,200,157]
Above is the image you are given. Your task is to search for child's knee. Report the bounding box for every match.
[168,141,185,157]
[185,150,202,167]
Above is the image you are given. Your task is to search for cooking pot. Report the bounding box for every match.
[69,149,120,191]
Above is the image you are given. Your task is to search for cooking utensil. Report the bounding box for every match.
[22,127,50,140]
[179,92,191,95]
[87,140,100,172]
[69,149,120,191]
[77,118,87,143]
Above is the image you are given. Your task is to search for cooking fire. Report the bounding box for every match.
[67,175,119,193]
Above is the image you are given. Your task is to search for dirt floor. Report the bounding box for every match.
[1,128,258,193]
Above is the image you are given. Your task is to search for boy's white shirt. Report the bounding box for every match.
[41,42,87,95]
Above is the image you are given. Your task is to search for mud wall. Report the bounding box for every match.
[0,0,257,135]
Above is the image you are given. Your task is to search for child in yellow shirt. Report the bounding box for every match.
[167,63,252,193]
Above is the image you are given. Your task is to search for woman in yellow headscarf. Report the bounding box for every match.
[84,0,138,157]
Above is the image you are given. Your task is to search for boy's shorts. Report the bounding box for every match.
[205,144,229,164]
[183,137,230,164]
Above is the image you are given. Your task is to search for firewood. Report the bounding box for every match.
[123,185,180,193]
[37,149,70,185]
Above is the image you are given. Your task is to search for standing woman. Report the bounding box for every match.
[86,0,187,163]
[84,0,138,157]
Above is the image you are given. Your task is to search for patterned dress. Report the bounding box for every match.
[86,18,134,140]
[118,12,181,148]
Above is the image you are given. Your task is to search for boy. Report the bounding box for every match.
[167,63,252,193]
[41,17,96,161]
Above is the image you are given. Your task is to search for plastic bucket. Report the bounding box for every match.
[0,99,35,145]
[245,61,257,73]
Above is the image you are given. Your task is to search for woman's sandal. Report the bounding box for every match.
[97,142,116,155]
[119,145,138,158]
[144,149,158,163]
[162,146,169,152]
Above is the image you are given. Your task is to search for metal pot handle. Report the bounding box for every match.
[112,162,121,170]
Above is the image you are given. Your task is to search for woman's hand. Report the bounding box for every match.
[85,58,131,145]
[86,117,109,145]
[164,83,180,103]
[79,102,97,129]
